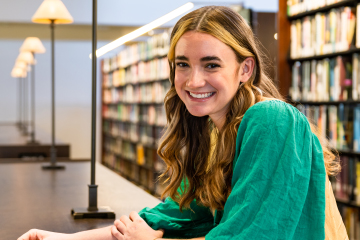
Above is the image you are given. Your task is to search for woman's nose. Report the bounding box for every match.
[186,69,206,88]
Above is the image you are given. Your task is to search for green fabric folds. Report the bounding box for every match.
[138,178,214,239]
[138,100,326,239]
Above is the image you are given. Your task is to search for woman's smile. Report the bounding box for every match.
[186,91,216,101]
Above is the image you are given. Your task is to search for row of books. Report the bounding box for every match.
[352,53,360,100]
[290,6,355,59]
[139,105,166,127]
[105,137,167,174]
[103,80,171,105]
[287,0,346,17]
[331,156,360,203]
[103,104,167,127]
[103,136,166,172]
[337,205,360,239]
[102,31,171,72]
[104,137,137,160]
[103,143,168,196]
[103,57,170,86]
[290,55,359,101]
[103,120,165,146]
[103,105,139,123]
[104,120,139,143]
[297,104,360,151]
[102,151,156,192]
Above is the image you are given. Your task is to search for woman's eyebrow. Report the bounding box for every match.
[200,56,222,62]
[175,55,222,62]
[175,55,188,61]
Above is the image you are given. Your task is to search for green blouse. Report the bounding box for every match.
[138,100,326,239]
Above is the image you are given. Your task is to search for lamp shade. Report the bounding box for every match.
[11,67,26,78]
[15,61,28,70]
[20,37,46,53]
[17,52,35,65]
[32,0,73,24]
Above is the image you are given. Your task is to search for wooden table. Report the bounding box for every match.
[0,124,70,158]
[0,161,161,240]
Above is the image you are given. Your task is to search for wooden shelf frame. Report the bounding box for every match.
[292,100,360,105]
[103,78,169,90]
[288,47,360,62]
[287,0,356,21]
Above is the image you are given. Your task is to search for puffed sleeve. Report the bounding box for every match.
[205,101,326,240]
[138,177,215,239]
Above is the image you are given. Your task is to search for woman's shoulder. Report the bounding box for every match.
[242,98,309,129]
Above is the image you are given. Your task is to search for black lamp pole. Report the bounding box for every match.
[22,72,29,136]
[43,20,65,170]
[88,0,99,211]
[18,77,22,130]
[71,0,115,218]
[28,53,39,145]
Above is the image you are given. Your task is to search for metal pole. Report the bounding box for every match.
[23,71,28,135]
[18,77,22,130]
[50,20,56,165]
[91,0,97,185]
[29,53,38,144]
[71,0,114,218]
[20,77,24,132]
[42,20,64,170]
[88,0,98,211]
[32,54,36,142]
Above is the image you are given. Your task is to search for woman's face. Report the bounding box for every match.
[174,31,246,128]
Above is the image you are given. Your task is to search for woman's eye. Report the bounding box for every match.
[206,64,220,69]
[176,62,188,67]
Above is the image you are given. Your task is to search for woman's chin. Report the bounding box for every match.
[186,109,209,117]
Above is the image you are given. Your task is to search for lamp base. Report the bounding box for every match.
[42,165,65,170]
[27,140,40,145]
[42,148,64,169]
[21,130,29,136]
[71,206,115,219]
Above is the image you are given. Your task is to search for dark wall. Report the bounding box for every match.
[252,12,278,85]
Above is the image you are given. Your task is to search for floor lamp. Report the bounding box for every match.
[20,38,46,145]
[11,67,27,131]
[17,51,37,143]
[32,0,73,169]
[15,60,28,136]
[71,0,115,219]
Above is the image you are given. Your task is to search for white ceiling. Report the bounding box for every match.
[0,0,278,26]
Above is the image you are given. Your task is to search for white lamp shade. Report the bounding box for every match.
[32,0,73,24]
[11,68,26,78]
[20,37,46,53]
[15,61,27,70]
[17,52,35,65]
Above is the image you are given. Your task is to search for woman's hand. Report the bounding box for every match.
[17,229,69,240]
[111,211,164,240]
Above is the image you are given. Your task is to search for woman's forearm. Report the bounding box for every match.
[70,226,204,240]
[70,226,116,240]
[157,237,205,240]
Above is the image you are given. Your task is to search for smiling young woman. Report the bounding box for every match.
[136,5,346,240]
[18,5,346,240]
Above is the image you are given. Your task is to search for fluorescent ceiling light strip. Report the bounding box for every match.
[90,2,194,58]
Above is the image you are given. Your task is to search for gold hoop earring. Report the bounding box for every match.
[238,82,244,89]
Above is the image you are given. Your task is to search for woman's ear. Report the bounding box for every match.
[238,57,255,83]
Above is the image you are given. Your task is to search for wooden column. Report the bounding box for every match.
[277,0,291,99]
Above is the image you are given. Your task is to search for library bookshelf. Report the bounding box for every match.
[100,31,171,198]
[278,0,360,237]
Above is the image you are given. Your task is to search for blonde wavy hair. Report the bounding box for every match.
[157,6,340,214]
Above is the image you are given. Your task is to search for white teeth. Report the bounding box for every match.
[189,92,214,99]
